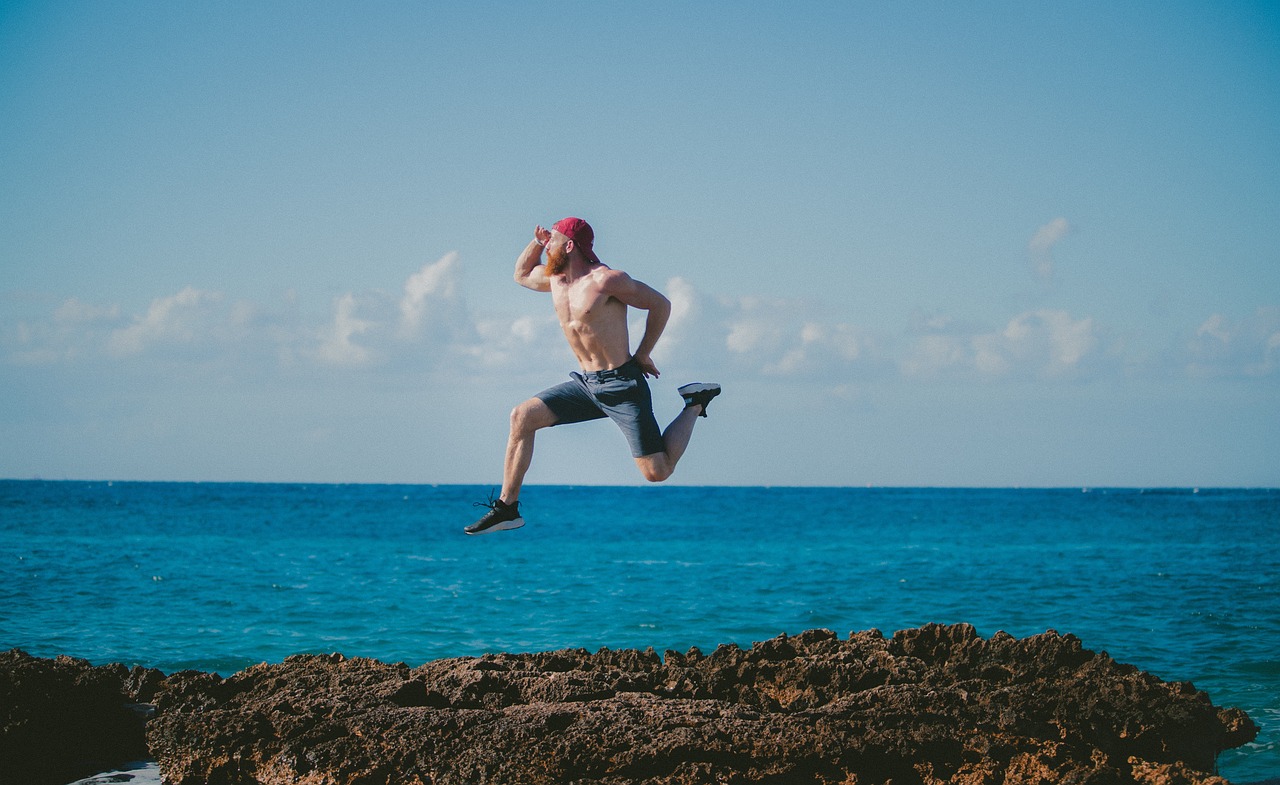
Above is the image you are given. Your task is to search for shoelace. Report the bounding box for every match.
[473,491,517,513]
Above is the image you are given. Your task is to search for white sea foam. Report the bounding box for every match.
[66,760,161,785]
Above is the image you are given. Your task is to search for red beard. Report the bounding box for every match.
[545,244,569,275]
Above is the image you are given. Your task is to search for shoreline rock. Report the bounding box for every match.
[3,625,1261,785]
[0,649,164,785]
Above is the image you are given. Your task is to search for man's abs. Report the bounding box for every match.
[557,304,631,372]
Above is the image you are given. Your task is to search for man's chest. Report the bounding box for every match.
[552,281,621,324]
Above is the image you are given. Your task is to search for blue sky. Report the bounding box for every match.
[2,1,1278,486]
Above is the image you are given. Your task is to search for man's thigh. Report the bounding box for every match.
[534,379,606,426]
[593,377,664,458]
[514,396,561,431]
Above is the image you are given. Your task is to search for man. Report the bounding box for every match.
[466,217,721,535]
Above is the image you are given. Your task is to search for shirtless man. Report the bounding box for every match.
[466,217,721,534]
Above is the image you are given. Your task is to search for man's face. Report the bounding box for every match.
[545,231,571,275]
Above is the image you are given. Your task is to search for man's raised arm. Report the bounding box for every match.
[514,226,552,292]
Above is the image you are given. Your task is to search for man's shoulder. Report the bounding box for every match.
[551,265,628,295]
[592,265,633,288]
[595,267,664,308]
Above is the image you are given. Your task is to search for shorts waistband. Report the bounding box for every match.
[579,358,638,381]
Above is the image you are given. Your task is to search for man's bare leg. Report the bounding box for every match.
[466,398,557,535]
[501,398,558,504]
[634,403,702,483]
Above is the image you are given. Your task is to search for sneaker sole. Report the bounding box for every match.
[465,517,525,535]
[678,383,721,395]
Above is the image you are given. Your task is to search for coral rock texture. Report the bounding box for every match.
[143,625,1258,785]
[0,648,164,785]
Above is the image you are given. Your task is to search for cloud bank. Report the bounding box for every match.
[901,310,1099,380]
[4,254,1275,387]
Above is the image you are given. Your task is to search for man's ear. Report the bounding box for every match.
[564,239,576,255]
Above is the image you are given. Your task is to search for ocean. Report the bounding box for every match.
[1,481,1276,782]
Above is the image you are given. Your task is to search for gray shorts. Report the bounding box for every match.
[535,358,666,458]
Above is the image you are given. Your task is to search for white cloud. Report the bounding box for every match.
[2,253,538,375]
[1029,217,1070,282]
[804,322,862,361]
[4,297,125,364]
[467,313,561,370]
[1008,310,1097,371]
[902,309,1098,380]
[655,276,698,362]
[108,286,223,356]
[288,252,487,369]
[7,259,1229,392]
[312,293,374,367]
[666,277,697,328]
[725,318,772,354]
[1195,314,1230,344]
[659,287,884,379]
[1186,307,1280,377]
[399,252,460,337]
[761,322,867,376]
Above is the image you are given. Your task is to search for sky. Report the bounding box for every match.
[1,1,1278,487]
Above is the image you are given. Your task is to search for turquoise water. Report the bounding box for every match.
[1,481,1277,781]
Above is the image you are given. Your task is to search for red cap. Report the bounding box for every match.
[552,217,601,263]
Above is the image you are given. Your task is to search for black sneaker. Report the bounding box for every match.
[678,382,721,418]
[465,496,525,535]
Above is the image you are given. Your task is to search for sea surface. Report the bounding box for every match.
[1,481,1277,782]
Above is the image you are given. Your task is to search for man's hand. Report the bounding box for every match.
[634,353,660,379]
[515,228,552,292]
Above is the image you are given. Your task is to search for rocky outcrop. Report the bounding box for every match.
[144,625,1258,785]
[0,648,164,785]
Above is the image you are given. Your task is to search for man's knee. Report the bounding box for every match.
[637,455,673,483]
[510,399,553,435]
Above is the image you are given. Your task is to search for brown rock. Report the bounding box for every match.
[144,625,1258,785]
[0,648,164,785]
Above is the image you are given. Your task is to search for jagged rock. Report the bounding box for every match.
[0,648,164,785]
[144,625,1258,785]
